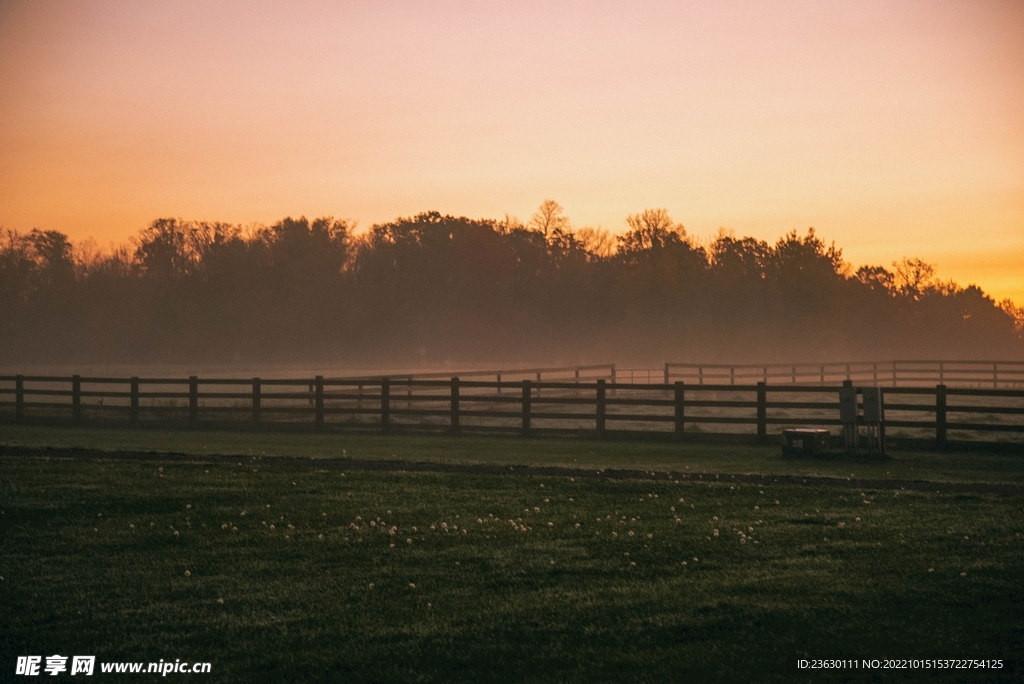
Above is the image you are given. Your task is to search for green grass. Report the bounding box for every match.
[3,423,1024,485]
[2,451,1023,682]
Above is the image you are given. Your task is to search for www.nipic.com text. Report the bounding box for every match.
[15,656,211,676]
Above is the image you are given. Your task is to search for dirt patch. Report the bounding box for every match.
[2,445,1022,496]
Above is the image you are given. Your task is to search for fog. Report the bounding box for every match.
[2,209,1021,376]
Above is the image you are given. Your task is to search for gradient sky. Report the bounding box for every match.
[1,0,1022,303]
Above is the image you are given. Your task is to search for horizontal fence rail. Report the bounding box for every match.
[336,364,617,386]
[663,360,1024,388]
[1,374,1021,449]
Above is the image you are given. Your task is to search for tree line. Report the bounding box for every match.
[2,202,1022,366]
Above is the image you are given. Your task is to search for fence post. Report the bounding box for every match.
[450,377,460,435]
[251,377,260,426]
[72,375,82,423]
[993,362,998,388]
[664,363,670,384]
[841,380,856,452]
[381,378,390,434]
[935,384,947,449]
[189,376,198,426]
[730,366,735,385]
[596,379,606,437]
[757,381,767,441]
[315,376,324,430]
[130,377,139,425]
[522,380,532,436]
[15,375,24,423]
[878,388,887,457]
[674,381,685,438]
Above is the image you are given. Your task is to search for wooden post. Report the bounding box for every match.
[522,380,532,436]
[251,377,260,426]
[315,376,324,430]
[841,380,856,452]
[878,388,887,457]
[939,362,944,385]
[730,366,735,385]
[756,381,767,441]
[450,377,460,435]
[130,377,139,425]
[698,367,703,385]
[873,363,878,385]
[380,378,390,434]
[15,375,24,423]
[596,379,606,436]
[935,384,947,448]
[993,362,998,388]
[674,381,685,438]
[820,366,824,385]
[72,375,82,423]
[189,376,198,426]
[664,363,670,385]
[497,373,501,395]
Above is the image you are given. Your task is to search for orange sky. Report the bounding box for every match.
[1,0,1022,304]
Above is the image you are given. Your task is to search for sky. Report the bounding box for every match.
[1,0,1022,304]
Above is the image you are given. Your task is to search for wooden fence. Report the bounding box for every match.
[1,374,1021,449]
[338,363,616,385]
[663,360,1024,388]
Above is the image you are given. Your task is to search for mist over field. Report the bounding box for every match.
[2,205,1022,372]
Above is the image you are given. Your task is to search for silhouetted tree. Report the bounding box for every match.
[0,211,1020,365]
[529,200,570,240]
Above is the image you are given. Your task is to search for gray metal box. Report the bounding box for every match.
[862,387,883,423]
[839,387,858,424]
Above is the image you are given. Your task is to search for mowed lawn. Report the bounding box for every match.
[2,444,1023,682]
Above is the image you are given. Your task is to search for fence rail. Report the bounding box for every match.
[1,374,1021,449]
[663,360,1024,388]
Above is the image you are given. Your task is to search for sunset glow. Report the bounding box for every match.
[1,0,1021,303]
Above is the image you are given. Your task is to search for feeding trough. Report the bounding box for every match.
[781,428,830,455]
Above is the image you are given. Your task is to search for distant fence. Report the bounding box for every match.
[340,364,616,384]
[663,360,1024,388]
[2,374,1021,449]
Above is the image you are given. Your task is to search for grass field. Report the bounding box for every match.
[2,427,1023,682]
[4,424,1024,485]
